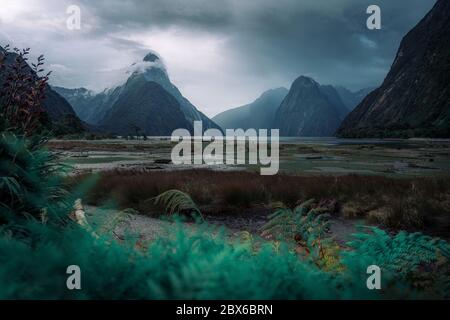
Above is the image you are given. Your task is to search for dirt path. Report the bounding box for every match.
[85,205,362,245]
[86,206,170,241]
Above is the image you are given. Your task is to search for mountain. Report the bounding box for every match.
[337,0,450,138]
[0,46,84,135]
[99,76,192,136]
[212,87,288,130]
[139,52,220,131]
[319,85,350,119]
[273,76,347,137]
[55,52,220,135]
[334,87,374,111]
[43,89,85,135]
[53,86,122,125]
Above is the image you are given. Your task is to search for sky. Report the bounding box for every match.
[0,0,436,117]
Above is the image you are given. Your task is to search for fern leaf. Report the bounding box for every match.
[153,189,202,219]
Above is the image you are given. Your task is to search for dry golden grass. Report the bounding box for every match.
[68,169,450,234]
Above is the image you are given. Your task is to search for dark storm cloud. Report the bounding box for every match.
[79,0,235,31]
[0,0,437,115]
[78,0,436,90]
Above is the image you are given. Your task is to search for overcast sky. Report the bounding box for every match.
[0,0,436,117]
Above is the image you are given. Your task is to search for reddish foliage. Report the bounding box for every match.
[0,45,50,136]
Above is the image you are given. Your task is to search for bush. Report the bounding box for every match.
[0,216,449,299]
[0,133,70,231]
[0,46,50,136]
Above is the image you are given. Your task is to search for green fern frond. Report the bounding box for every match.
[261,199,330,244]
[153,189,202,219]
[344,227,450,276]
[0,177,22,199]
[0,133,69,228]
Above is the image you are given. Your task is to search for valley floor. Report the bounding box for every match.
[48,137,450,177]
[51,137,450,241]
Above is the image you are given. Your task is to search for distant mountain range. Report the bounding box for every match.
[55,52,220,136]
[11,0,445,138]
[212,87,288,130]
[0,46,84,135]
[52,86,122,126]
[213,78,369,136]
[334,87,374,111]
[0,45,372,138]
[337,0,450,138]
[215,0,449,138]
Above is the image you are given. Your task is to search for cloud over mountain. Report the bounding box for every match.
[0,0,437,117]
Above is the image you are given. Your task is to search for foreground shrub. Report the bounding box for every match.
[0,46,49,136]
[0,133,71,231]
[0,219,449,299]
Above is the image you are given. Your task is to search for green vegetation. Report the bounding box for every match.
[154,189,203,219]
[2,130,449,298]
[1,134,449,298]
[0,133,68,228]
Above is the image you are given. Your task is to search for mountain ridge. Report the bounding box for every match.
[274,76,345,137]
[212,87,288,130]
[55,52,221,135]
[99,76,193,136]
[336,0,450,138]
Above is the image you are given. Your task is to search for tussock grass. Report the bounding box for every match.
[69,169,450,235]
